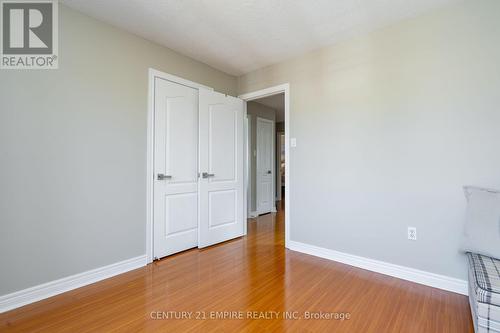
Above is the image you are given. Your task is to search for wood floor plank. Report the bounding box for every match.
[0,202,473,332]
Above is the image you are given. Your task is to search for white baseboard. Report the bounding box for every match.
[288,241,468,296]
[249,211,259,218]
[251,208,277,217]
[0,255,147,313]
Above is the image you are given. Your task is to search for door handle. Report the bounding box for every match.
[202,172,215,178]
[157,173,172,180]
[267,170,272,174]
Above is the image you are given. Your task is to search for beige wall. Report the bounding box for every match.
[238,0,500,279]
[247,102,276,213]
[0,5,236,295]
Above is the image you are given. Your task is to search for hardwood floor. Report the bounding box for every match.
[1,202,473,332]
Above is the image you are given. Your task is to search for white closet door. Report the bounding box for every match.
[256,117,274,214]
[198,89,245,248]
[153,78,198,259]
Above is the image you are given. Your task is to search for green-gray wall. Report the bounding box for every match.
[0,5,236,295]
[3,0,500,297]
[238,0,500,280]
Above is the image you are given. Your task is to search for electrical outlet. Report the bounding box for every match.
[408,227,417,241]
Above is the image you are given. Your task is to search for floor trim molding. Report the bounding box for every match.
[0,255,148,313]
[288,241,468,295]
[249,211,259,218]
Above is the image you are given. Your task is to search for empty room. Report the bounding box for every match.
[1,0,499,332]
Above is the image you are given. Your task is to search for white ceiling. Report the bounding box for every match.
[254,93,285,122]
[62,0,459,76]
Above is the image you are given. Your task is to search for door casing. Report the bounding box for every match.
[276,132,284,202]
[239,84,291,249]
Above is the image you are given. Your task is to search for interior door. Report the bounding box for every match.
[153,78,198,259]
[198,89,245,248]
[256,117,274,214]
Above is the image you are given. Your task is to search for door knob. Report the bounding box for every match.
[202,172,215,178]
[267,170,272,174]
[157,174,172,180]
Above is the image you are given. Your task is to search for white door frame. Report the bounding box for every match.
[245,115,251,216]
[239,84,290,249]
[256,117,276,214]
[146,68,214,264]
[276,131,284,201]
[243,105,248,236]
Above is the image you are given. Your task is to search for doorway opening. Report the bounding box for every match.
[239,84,290,248]
[147,72,290,263]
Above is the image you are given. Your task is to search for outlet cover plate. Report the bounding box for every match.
[408,227,417,241]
